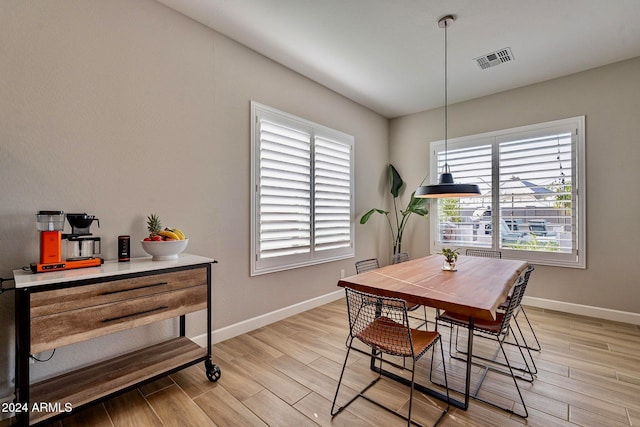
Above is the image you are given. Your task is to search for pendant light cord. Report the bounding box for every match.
[414,15,481,198]
[444,17,448,166]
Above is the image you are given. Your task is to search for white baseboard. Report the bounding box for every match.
[190,292,639,348]
[191,289,345,347]
[523,296,640,325]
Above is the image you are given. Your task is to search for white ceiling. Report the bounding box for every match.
[157,0,640,118]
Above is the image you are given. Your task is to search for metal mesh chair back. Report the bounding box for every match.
[391,252,410,264]
[499,264,534,309]
[498,275,526,333]
[465,248,502,258]
[441,274,525,335]
[344,287,423,358]
[355,258,380,274]
[522,264,535,288]
[513,264,541,351]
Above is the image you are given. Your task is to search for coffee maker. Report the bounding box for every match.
[31,210,103,273]
[64,213,102,260]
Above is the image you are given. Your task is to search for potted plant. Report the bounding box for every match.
[438,248,459,271]
[360,164,429,261]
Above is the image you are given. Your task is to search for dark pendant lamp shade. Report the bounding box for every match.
[415,15,481,199]
[415,166,481,198]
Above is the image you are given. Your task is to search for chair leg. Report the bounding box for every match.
[507,323,536,382]
[423,305,429,330]
[515,307,542,351]
[468,328,529,418]
[495,330,529,417]
[408,306,429,330]
[426,338,450,426]
[496,305,541,353]
[332,339,383,417]
[440,339,450,407]
[407,359,416,426]
[453,325,464,353]
[442,318,459,355]
[331,338,354,417]
[403,353,449,427]
[511,316,538,376]
[448,319,537,380]
[434,339,450,426]
[431,324,529,418]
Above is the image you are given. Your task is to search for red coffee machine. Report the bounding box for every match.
[31,210,103,273]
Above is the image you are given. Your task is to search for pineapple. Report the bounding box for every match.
[146,213,162,237]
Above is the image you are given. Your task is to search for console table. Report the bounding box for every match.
[12,254,219,426]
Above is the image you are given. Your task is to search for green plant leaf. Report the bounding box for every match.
[360,208,388,224]
[405,191,429,217]
[388,164,404,198]
[361,165,427,256]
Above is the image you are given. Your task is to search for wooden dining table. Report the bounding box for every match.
[337,254,528,410]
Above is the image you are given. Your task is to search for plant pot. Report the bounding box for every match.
[442,260,457,271]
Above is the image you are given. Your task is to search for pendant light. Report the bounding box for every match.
[416,15,480,198]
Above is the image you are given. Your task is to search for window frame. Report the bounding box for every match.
[429,116,586,268]
[250,102,355,275]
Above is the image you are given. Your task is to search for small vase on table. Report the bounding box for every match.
[438,248,459,272]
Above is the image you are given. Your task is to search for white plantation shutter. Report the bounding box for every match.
[430,117,585,268]
[314,135,352,251]
[251,103,354,275]
[498,131,574,254]
[434,142,492,242]
[258,119,311,258]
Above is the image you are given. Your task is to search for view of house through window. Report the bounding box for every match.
[430,117,585,268]
[251,102,354,275]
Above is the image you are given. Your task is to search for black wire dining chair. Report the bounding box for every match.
[391,251,410,264]
[447,267,538,380]
[332,287,450,426]
[355,258,381,274]
[464,250,541,352]
[497,264,541,351]
[465,248,502,258]
[435,275,531,418]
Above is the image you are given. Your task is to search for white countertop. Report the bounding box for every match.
[13,253,216,289]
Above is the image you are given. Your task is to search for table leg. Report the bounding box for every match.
[464,317,475,409]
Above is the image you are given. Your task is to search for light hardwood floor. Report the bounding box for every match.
[7,300,640,427]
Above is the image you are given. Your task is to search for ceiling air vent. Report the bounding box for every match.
[475,47,514,70]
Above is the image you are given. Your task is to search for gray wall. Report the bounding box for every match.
[0,0,389,399]
[390,56,640,315]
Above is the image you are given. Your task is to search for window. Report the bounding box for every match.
[430,117,585,268]
[251,102,354,275]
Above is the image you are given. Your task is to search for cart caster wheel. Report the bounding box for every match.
[204,360,221,382]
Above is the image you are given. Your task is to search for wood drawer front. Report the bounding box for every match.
[30,267,207,318]
[31,284,207,353]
